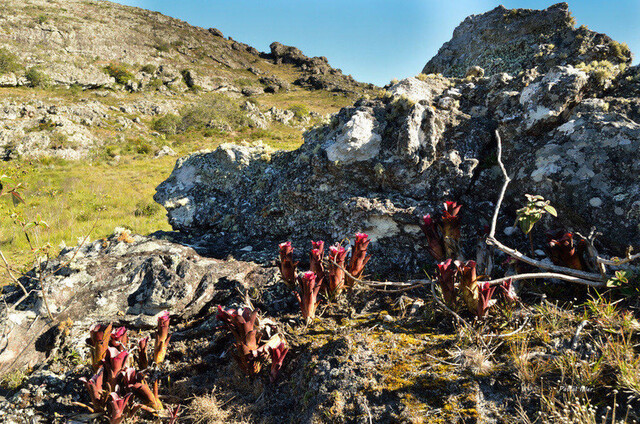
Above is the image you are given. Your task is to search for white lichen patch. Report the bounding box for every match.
[326,111,382,163]
[365,215,400,241]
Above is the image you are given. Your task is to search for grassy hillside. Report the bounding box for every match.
[0,0,376,275]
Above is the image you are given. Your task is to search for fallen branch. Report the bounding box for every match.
[486,130,605,286]
[597,252,640,266]
[484,273,604,288]
[323,258,429,292]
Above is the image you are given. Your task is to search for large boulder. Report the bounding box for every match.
[0,230,274,377]
[155,62,640,275]
[423,3,632,78]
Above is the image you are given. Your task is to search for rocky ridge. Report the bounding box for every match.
[423,3,632,78]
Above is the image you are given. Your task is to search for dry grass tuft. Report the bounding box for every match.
[189,389,250,424]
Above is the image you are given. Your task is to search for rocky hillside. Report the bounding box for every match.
[0,0,368,92]
[0,0,375,160]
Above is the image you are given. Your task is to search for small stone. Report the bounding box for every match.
[589,197,602,207]
[240,246,253,252]
[614,207,624,216]
[504,226,518,236]
[382,314,394,323]
[465,66,485,79]
[535,249,546,257]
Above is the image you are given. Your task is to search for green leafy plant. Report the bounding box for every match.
[607,271,639,297]
[515,194,557,235]
[516,194,557,255]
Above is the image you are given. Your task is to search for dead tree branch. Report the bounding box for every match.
[486,130,606,286]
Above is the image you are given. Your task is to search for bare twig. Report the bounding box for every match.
[486,130,605,286]
[570,320,588,350]
[597,252,640,266]
[485,317,530,339]
[483,273,604,288]
[430,279,472,329]
[323,258,429,292]
[0,249,28,296]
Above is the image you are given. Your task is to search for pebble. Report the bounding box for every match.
[589,197,602,207]
[504,226,518,236]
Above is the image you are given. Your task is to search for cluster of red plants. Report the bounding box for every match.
[423,202,595,318]
[546,230,591,271]
[79,312,174,423]
[422,202,515,318]
[216,305,288,382]
[277,233,371,323]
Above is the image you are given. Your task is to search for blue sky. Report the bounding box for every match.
[111,0,639,86]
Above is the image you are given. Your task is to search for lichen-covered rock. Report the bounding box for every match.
[0,231,272,377]
[519,65,589,132]
[423,3,632,78]
[156,29,639,271]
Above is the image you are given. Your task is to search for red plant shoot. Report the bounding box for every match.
[309,240,325,286]
[327,245,348,295]
[346,233,371,288]
[277,241,298,289]
[436,259,458,307]
[268,342,289,383]
[153,311,171,365]
[88,323,113,370]
[295,271,322,324]
[421,214,445,262]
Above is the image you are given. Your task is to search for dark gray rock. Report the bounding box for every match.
[208,27,224,37]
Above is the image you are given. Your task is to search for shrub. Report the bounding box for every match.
[140,64,156,74]
[134,201,161,217]
[25,67,49,88]
[179,95,249,132]
[147,77,163,90]
[234,77,254,88]
[152,114,180,135]
[288,104,309,119]
[0,48,21,74]
[104,62,133,85]
[49,133,75,149]
[154,41,171,52]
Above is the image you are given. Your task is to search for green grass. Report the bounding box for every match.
[0,157,174,271]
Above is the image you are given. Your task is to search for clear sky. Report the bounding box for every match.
[110,0,640,86]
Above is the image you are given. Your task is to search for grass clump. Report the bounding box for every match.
[0,370,27,390]
[104,62,134,85]
[576,60,623,86]
[610,40,631,62]
[0,48,21,74]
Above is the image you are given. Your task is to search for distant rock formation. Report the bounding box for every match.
[423,2,632,77]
